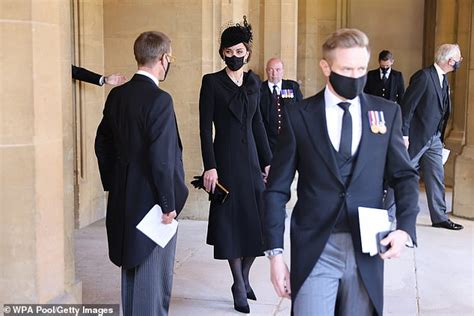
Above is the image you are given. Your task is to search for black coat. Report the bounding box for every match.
[264,90,419,315]
[72,65,102,85]
[401,65,451,158]
[259,79,303,153]
[199,69,272,259]
[95,74,188,269]
[364,68,405,104]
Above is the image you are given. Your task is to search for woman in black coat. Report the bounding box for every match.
[199,17,272,314]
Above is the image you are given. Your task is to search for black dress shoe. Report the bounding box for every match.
[432,219,464,230]
[233,303,250,314]
[246,288,257,301]
[231,284,250,314]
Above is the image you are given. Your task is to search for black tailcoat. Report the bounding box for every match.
[401,65,451,158]
[95,74,188,269]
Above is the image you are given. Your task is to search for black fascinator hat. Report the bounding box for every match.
[219,16,253,55]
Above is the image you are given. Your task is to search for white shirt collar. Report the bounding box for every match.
[268,80,282,93]
[324,85,361,108]
[324,85,362,155]
[136,70,159,87]
[379,67,391,79]
[434,62,446,75]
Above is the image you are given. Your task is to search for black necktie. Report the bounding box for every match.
[272,85,278,100]
[442,74,449,109]
[337,102,352,159]
[442,74,448,90]
[381,69,387,82]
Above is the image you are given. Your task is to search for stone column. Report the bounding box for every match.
[297,0,338,96]
[221,0,249,24]
[262,0,298,80]
[436,0,466,186]
[0,0,80,303]
[453,3,474,219]
[72,0,108,229]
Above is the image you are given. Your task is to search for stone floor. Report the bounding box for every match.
[75,189,473,315]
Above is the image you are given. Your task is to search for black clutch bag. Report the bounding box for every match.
[191,175,229,204]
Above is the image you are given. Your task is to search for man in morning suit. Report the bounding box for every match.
[401,43,464,230]
[364,50,405,214]
[72,65,126,86]
[95,31,188,315]
[260,57,303,153]
[263,28,420,315]
[364,50,405,104]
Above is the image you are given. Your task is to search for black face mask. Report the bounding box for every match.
[452,59,462,71]
[329,71,367,100]
[380,67,389,74]
[160,60,171,82]
[225,55,245,71]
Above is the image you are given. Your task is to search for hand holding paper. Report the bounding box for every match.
[358,207,392,256]
[162,210,177,224]
[136,204,178,248]
[379,230,409,260]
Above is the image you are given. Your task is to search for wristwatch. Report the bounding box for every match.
[264,248,283,258]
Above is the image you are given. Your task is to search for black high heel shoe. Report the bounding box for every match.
[246,288,257,301]
[231,284,250,314]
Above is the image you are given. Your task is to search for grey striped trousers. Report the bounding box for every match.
[121,233,177,316]
[293,233,373,316]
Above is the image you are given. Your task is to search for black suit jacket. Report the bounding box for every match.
[72,65,102,85]
[259,79,303,153]
[401,65,451,158]
[264,90,419,315]
[95,74,188,269]
[364,68,405,104]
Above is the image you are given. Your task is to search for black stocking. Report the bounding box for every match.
[228,258,247,307]
[241,257,256,292]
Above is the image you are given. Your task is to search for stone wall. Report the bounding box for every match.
[0,0,80,304]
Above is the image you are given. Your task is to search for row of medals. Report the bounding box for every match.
[368,111,387,134]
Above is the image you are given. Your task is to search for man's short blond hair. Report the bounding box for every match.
[322,28,370,61]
